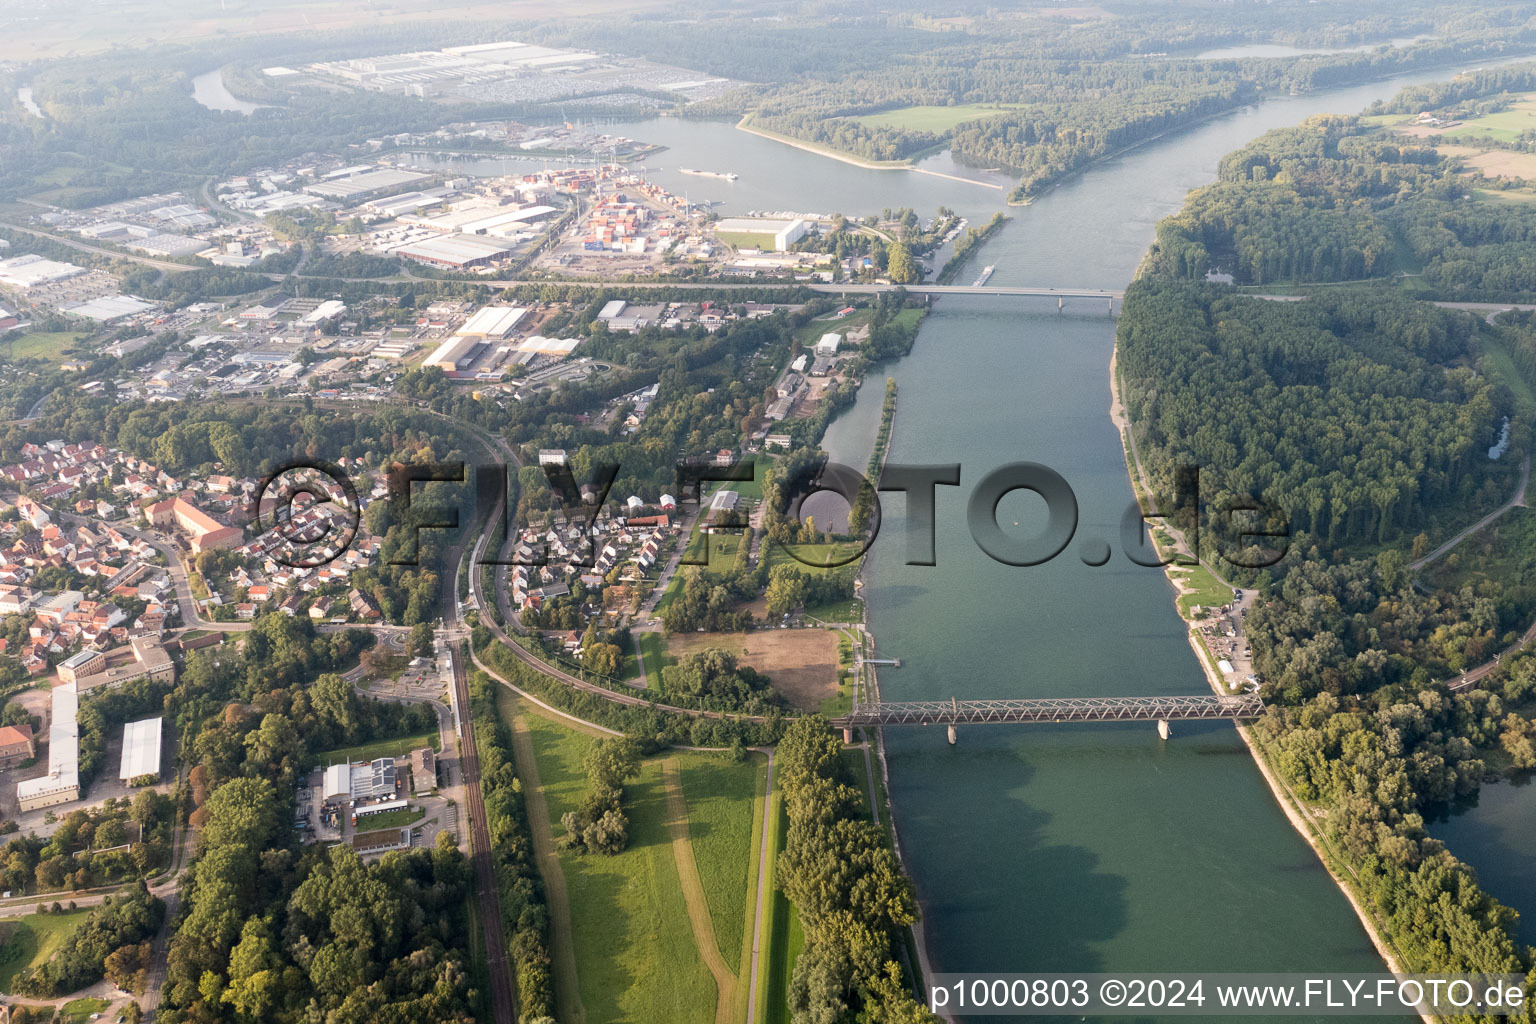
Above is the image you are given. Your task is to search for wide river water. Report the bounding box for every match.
[572,61,1536,1022]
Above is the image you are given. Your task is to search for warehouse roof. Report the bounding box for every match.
[119,717,163,780]
[457,305,528,338]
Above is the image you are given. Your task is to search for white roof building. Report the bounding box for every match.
[303,300,348,323]
[17,683,79,810]
[323,763,352,803]
[0,254,86,289]
[119,717,163,780]
[457,305,528,338]
[423,334,480,371]
[815,333,842,356]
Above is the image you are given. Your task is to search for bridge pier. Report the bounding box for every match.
[1157,718,1171,740]
[1058,296,1063,313]
[947,724,957,745]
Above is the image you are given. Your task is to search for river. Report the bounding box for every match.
[190,68,271,115]
[571,59,1536,1022]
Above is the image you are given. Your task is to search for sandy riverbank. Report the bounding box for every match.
[1109,341,1436,1024]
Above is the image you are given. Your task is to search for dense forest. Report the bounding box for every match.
[1256,688,1535,1005]
[1147,109,1536,299]
[1118,279,1509,554]
[162,778,481,1024]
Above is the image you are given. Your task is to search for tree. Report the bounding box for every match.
[885,242,918,284]
[766,565,807,618]
[409,621,434,660]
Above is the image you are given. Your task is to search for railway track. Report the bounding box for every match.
[449,645,518,1024]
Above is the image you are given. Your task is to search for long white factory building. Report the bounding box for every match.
[17,683,79,812]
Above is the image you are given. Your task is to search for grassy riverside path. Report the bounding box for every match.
[663,758,739,1024]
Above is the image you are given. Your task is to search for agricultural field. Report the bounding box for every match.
[850,102,1026,134]
[666,629,840,711]
[1441,94,1536,143]
[1433,143,1536,182]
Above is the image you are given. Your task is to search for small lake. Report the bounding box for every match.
[1429,776,1536,948]
[16,86,43,119]
[191,68,271,115]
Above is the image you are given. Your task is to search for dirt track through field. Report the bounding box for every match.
[508,710,588,1024]
[662,757,738,1024]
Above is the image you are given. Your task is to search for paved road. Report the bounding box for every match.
[1409,455,1529,571]
[140,888,180,1019]
[1254,293,1536,318]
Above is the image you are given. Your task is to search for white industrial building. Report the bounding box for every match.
[423,334,482,372]
[303,300,348,323]
[61,295,156,322]
[303,168,429,201]
[364,188,454,218]
[815,332,842,356]
[0,254,86,289]
[515,335,582,357]
[17,683,79,812]
[119,717,163,781]
[390,233,515,269]
[323,763,352,805]
[457,305,528,338]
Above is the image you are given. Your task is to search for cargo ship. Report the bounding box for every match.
[679,168,739,181]
[972,265,995,287]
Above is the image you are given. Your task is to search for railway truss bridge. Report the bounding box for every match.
[833,693,1265,743]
